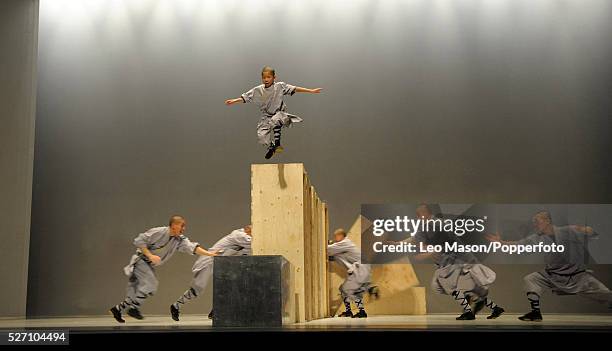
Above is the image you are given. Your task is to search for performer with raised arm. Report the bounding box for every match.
[225,66,322,159]
[486,210,612,321]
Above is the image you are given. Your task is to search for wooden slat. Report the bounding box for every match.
[321,203,329,317]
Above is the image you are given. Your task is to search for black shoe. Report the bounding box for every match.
[127,307,144,320]
[518,310,542,322]
[472,300,486,315]
[456,311,476,320]
[264,146,276,159]
[207,310,214,320]
[338,310,353,318]
[352,309,367,318]
[368,286,380,300]
[487,306,505,319]
[170,305,180,322]
[109,306,125,323]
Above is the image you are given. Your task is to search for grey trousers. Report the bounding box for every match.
[524,270,612,305]
[122,258,158,311]
[256,112,302,147]
[340,274,370,301]
[432,264,495,301]
[191,262,213,295]
[340,264,371,301]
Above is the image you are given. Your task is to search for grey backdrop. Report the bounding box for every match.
[28,0,612,317]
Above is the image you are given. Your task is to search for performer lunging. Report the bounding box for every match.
[487,210,612,322]
[109,215,218,323]
[170,225,252,321]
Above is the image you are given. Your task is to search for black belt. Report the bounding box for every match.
[137,252,153,264]
[546,270,585,277]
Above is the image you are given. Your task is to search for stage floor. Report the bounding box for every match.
[1,314,611,332]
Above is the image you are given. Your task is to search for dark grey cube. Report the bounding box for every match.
[213,255,293,327]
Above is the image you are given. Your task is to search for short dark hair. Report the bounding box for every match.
[417,203,433,214]
[334,228,347,237]
[169,215,185,226]
[261,66,275,76]
[534,211,552,223]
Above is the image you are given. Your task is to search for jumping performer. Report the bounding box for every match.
[225,66,322,159]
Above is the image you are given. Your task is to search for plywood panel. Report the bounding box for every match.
[251,163,305,322]
[252,163,329,322]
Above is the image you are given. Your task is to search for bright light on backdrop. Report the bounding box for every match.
[40,0,611,49]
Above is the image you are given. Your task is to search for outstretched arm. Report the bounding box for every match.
[570,225,596,236]
[295,87,322,94]
[229,87,256,105]
[195,246,219,257]
[225,98,244,105]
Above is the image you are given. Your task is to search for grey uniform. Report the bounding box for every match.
[328,238,372,301]
[118,227,200,312]
[241,82,302,147]
[191,228,252,292]
[173,228,252,310]
[414,230,496,300]
[520,226,611,304]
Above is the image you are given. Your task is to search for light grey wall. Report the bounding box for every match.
[0,0,38,318]
[30,0,612,317]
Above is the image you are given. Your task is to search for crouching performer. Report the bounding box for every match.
[328,228,379,318]
[413,204,505,320]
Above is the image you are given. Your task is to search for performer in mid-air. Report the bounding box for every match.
[411,204,505,320]
[328,228,379,318]
[225,66,322,159]
[110,215,218,323]
[170,225,253,321]
[487,210,612,321]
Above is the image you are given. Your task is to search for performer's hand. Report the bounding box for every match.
[224,99,234,105]
[311,88,322,94]
[149,255,162,266]
[485,232,502,242]
[210,249,222,256]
